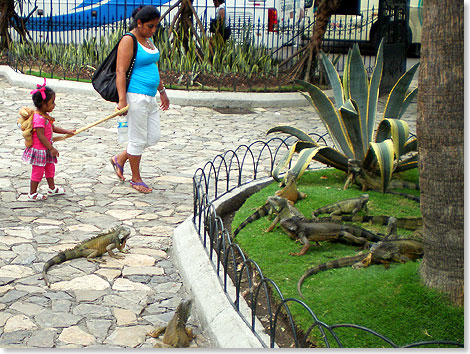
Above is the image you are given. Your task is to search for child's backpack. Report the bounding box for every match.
[17,107,34,147]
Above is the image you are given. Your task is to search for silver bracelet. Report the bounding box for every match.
[158,86,166,94]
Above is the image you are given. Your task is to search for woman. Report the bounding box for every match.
[211,0,230,40]
[111,5,170,193]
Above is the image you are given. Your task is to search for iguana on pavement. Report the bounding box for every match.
[297,218,423,297]
[280,215,381,256]
[148,299,195,348]
[275,170,307,204]
[42,226,131,288]
[233,195,305,237]
[312,194,369,217]
[316,215,423,231]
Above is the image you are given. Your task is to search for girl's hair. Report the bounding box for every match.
[32,86,55,108]
[128,5,160,30]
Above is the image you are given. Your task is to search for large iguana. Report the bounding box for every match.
[280,215,381,256]
[311,194,369,217]
[148,299,195,348]
[297,218,423,297]
[275,170,307,204]
[233,195,305,237]
[42,226,131,287]
[316,215,423,231]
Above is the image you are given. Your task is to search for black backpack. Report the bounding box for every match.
[92,33,137,102]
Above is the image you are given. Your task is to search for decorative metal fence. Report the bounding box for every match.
[10,0,388,75]
[191,134,463,348]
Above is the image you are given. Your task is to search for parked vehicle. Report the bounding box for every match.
[303,0,422,55]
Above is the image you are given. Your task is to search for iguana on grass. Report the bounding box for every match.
[275,170,307,204]
[344,159,419,200]
[312,194,369,217]
[317,215,423,231]
[42,226,131,288]
[233,195,305,237]
[297,218,423,297]
[148,299,195,348]
[280,215,381,256]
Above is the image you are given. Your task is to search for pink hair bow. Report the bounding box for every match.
[30,78,47,100]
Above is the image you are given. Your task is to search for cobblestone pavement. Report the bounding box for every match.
[0,77,417,348]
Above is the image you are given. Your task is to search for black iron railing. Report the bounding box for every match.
[191,134,463,348]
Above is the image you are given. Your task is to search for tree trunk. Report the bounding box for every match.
[417,0,464,306]
[0,0,15,50]
[286,0,341,82]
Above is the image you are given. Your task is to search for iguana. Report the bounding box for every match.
[316,215,423,231]
[42,226,131,287]
[275,170,307,204]
[297,218,423,297]
[148,299,195,348]
[233,195,305,237]
[280,215,381,256]
[344,159,420,200]
[311,194,369,217]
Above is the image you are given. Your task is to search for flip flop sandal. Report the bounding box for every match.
[48,186,66,195]
[130,180,152,194]
[110,156,125,181]
[28,192,47,201]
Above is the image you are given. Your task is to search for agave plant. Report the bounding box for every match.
[267,40,419,192]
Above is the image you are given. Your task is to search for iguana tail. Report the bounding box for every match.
[233,203,271,237]
[43,249,83,288]
[297,253,367,297]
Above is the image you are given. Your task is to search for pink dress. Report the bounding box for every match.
[22,113,57,166]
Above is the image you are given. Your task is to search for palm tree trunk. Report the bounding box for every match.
[417,0,464,306]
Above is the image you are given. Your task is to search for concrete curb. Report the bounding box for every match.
[0,65,309,108]
[172,178,276,348]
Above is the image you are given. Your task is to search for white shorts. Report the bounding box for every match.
[126,92,161,156]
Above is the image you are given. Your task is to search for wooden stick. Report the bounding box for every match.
[53,105,129,142]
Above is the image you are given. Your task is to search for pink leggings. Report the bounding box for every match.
[31,163,55,182]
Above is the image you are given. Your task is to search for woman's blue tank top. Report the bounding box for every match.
[127,39,160,97]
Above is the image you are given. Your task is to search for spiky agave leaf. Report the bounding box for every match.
[375,118,410,158]
[320,51,344,108]
[288,146,349,180]
[383,62,420,119]
[364,139,395,192]
[295,80,353,158]
[366,39,384,144]
[271,141,312,181]
[267,126,318,144]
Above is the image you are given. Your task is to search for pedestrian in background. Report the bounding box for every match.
[210,0,231,41]
[111,5,170,194]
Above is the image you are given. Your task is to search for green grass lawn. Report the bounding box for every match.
[231,169,464,348]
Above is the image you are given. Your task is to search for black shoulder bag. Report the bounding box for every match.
[92,33,137,103]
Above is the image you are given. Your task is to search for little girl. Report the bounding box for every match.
[22,79,75,201]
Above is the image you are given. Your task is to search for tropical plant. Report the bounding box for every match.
[267,40,419,192]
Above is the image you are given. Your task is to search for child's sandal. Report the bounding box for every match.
[28,192,47,201]
[48,186,65,195]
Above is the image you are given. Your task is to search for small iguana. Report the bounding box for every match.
[148,299,195,348]
[233,195,305,237]
[280,215,381,256]
[311,194,369,217]
[316,215,423,231]
[297,218,423,297]
[275,170,307,204]
[42,226,131,287]
[344,159,420,198]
